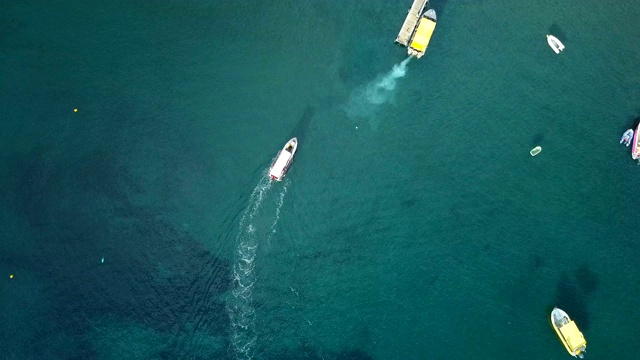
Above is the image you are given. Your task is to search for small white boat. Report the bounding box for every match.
[632,123,640,160]
[620,129,634,146]
[547,35,565,54]
[268,138,298,181]
[530,146,542,156]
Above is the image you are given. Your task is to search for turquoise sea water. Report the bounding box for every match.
[2,0,640,359]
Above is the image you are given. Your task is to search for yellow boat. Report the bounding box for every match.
[551,307,587,358]
[407,9,437,58]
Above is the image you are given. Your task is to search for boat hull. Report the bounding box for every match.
[547,35,565,54]
[632,124,640,159]
[268,138,298,181]
[551,308,586,358]
[530,146,542,156]
[407,9,437,58]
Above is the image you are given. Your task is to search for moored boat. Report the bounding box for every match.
[551,307,587,358]
[632,123,640,160]
[268,138,298,181]
[407,9,437,58]
[547,35,565,54]
[530,146,542,157]
[620,129,634,147]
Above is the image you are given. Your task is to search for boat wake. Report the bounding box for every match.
[269,178,290,238]
[345,57,412,127]
[228,175,290,359]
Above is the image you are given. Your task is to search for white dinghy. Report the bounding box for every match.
[547,35,565,54]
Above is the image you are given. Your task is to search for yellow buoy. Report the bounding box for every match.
[9,274,14,279]
[74,108,78,112]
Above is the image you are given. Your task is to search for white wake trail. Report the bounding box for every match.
[229,176,272,360]
[365,56,411,105]
[345,56,412,128]
[228,175,290,359]
[269,178,290,238]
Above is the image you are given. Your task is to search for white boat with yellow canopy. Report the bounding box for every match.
[551,307,587,358]
[407,9,437,58]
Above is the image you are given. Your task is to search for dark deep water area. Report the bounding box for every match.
[2,1,640,359]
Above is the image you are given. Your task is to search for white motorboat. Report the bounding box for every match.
[268,138,298,181]
[547,35,565,54]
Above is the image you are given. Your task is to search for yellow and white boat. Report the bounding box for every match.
[395,0,437,58]
[551,307,587,358]
[407,9,437,58]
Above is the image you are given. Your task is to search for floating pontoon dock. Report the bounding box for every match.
[395,0,430,46]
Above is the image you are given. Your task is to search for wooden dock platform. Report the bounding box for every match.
[395,0,429,46]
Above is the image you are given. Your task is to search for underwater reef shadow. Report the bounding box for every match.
[531,133,545,146]
[3,146,232,359]
[533,254,545,269]
[554,273,590,330]
[289,106,315,145]
[547,23,567,40]
[574,264,599,296]
[266,342,374,360]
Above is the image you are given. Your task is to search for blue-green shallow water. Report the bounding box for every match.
[2,0,640,359]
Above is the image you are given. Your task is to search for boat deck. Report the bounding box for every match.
[395,0,429,46]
